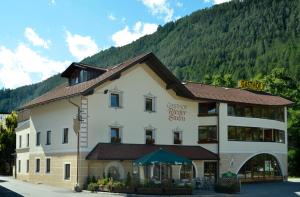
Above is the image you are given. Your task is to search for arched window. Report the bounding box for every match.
[180,164,196,180]
[107,166,120,180]
[238,153,282,182]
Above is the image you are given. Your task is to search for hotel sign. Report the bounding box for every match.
[238,80,265,91]
[167,103,187,121]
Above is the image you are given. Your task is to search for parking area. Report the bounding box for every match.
[0,176,299,197]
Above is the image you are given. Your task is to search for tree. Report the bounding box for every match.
[0,112,17,175]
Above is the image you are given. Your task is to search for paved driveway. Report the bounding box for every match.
[0,176,299,197]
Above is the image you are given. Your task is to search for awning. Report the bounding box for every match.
[133,148,192,166]
[86,143,218,161]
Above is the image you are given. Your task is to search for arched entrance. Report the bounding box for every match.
[180,164,196,180]
[238,153,282,182]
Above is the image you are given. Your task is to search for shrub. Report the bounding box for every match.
[91,176,97,183]
[87,183,99,192]
[97,178,109,186]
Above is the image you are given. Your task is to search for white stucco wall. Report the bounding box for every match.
[87,63,217,153]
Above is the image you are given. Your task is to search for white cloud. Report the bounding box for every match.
[24,27,51,49]
[176,1,183,7]
[108,14,116,21]
[65,31,99,61]
[0,44,70,89]
[50,0,56,5]
[121,17,126,23]
[112,21,158,47]
[141,0,174,22]
[204,0,231,4]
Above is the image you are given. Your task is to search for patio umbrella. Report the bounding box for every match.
[133,148,192,166]
[133,148,192,183]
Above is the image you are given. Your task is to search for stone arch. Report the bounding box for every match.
[104,161,125,180]
[236,153,283,181]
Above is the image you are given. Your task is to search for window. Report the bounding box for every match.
[107,166,120,180]
[204,162,217,181]
[145,97,155,112]
[111,128,121,143]
[36,132,41,146]
[227,104,284,122]
[19,135,22,148]
[198,126,217,143]
[110,93,120,108]
[46,158,51,173]
[27,133,29,147]
[180,164,196,180]
[63,128,68,144]
[173,131,182,144]
[18,160,21,173]
[198,102,217,116]
[26,160,29,173]
[64,164,71,180]
[145,129,155,144]
[228,126,285,143]
[46,130,51,145]
[36,159,40,173]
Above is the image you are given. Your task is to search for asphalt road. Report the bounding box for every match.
[0,176,299,197]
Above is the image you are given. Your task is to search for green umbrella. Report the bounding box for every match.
[133,148,192,166]
[222,171,237,178]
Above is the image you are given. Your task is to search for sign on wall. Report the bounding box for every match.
[167,103,187,121]
[238,80,265,91]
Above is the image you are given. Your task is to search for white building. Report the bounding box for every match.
[15,53,292,188]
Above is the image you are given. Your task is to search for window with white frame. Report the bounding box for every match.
[145,129,155,145]
[109,90,123,108]
[26,159,29,173]
[62,128,68,144]
[19,135,22,148]
[144,95,156,112]
[18,160,21,173]
[46,130,51,145]
[173,130,182,144]
[64,163,71,180]
[110,127,121,143]
[27,133,29,147]
[36,132,41,146]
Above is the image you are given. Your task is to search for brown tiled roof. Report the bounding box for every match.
[86,143,218,160]
[21,52,164,109]
[185,82,293,106]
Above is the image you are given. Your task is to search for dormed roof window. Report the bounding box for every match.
[61,62,107,86]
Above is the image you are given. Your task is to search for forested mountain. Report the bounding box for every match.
[1,0,300,112]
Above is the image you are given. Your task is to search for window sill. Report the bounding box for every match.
[145,110,156,113]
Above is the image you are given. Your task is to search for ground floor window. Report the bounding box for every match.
[35,159,40,173]
[64,163,70,180]
[180,164,196,180]
[26,160,29,173]
[153,164,171,182]
[238,154,282,182]
[204,161,217,182]
[107,166,120,180]
[46,158,51,173]
[18,160,21,173]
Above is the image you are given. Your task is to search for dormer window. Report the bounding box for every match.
[61,63,107,86]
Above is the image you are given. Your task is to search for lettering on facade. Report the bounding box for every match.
[167,103,187,121]
[238,80,265,91]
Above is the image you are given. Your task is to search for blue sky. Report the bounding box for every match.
[0,0,228,89]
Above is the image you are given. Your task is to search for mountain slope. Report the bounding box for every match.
[1,0,300,112]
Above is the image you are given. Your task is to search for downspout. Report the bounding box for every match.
[68,98,81,189]
[217,102,220,183]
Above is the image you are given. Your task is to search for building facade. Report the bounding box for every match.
[15,53,292,188]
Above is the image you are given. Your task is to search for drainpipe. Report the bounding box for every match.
[68,98,81,190]
[217,102,220,183]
